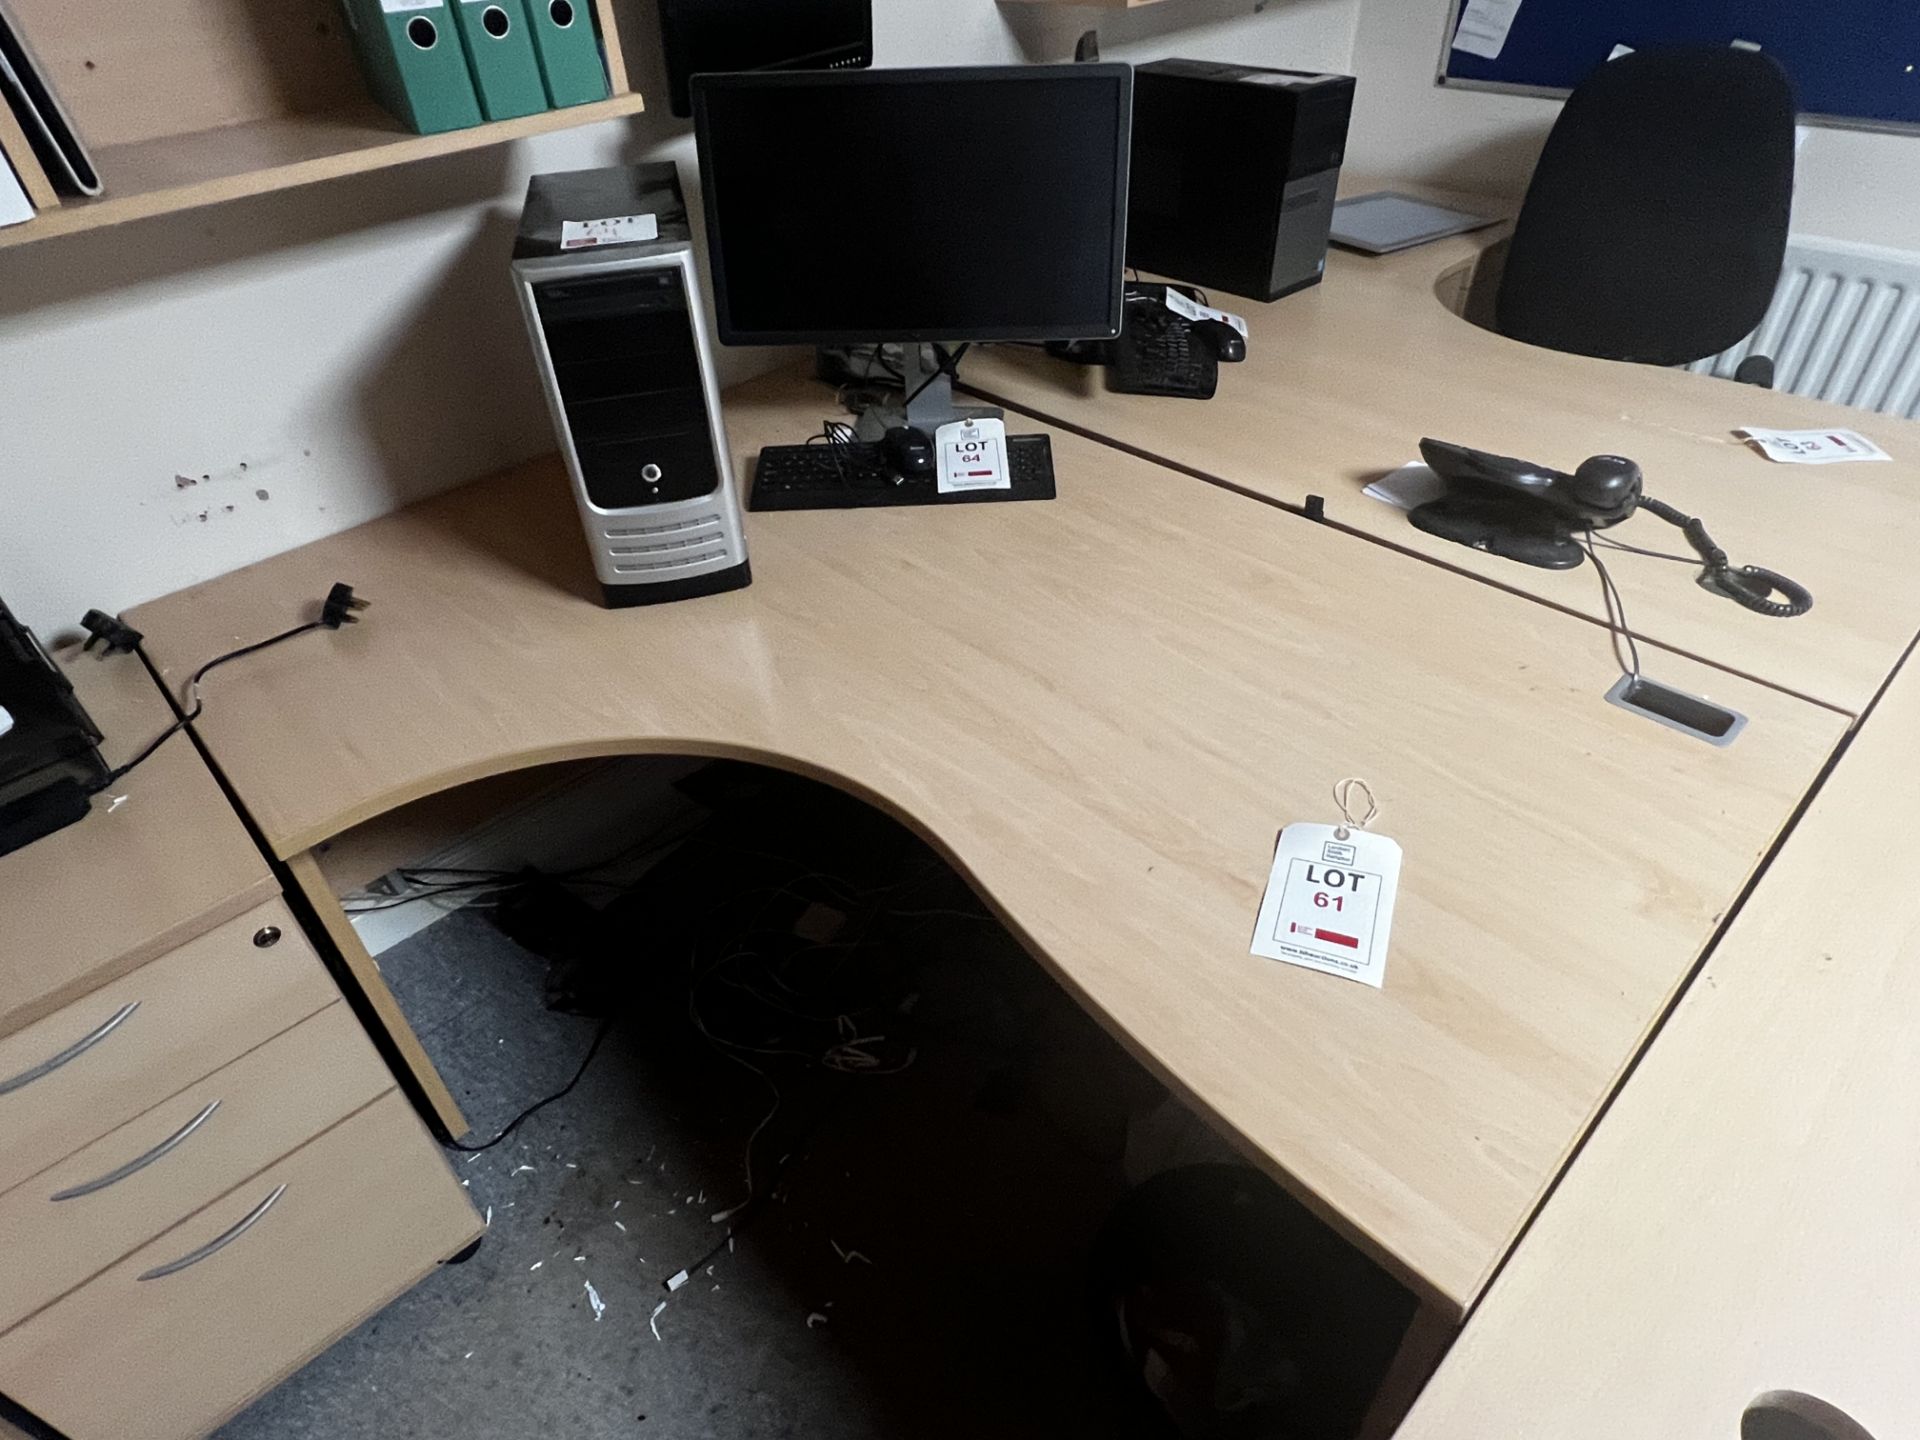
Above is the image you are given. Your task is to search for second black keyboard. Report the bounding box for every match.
[1108,307,1220,400]
[750,434,1056,511]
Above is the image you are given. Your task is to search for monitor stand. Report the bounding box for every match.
[850,343,1003,442]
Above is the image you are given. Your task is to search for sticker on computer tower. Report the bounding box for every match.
[935,418,1011,494]
[559,214,661,250]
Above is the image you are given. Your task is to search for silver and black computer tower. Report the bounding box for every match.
[512,163,751,607]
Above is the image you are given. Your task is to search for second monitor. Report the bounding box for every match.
[692,64,1133,438]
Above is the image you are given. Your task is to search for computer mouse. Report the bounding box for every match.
[1191,319,1246,363]
[882,426,937,479]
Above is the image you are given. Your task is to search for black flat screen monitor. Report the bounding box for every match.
[692,65,1133,347]
[661,0,872,118]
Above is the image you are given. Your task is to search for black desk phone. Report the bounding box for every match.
[1413,438,1812,618]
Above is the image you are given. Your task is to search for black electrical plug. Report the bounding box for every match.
[321,583,370,629]
[78,609,144,654]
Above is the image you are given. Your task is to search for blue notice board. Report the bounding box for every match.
[1438,0,1920,130]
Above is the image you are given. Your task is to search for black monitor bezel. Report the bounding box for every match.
[692,64,1133,347]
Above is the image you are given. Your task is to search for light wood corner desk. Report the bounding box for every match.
[81,227,1920,1436]
[126,361,1846,1365]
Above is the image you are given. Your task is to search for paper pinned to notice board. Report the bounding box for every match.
[1451,0,1523,60]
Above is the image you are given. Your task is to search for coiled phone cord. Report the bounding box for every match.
[1635,495,1814,618]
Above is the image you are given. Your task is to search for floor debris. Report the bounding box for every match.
[511,1165,535,1176]
[529,1261,543,1271]
[806,1312,828,1329]
[649,1301,667,1342]
[666,1269,690,1292]
[830,1240,873,1266]
[584,1280,606,1322]
[615,1221,627,1233]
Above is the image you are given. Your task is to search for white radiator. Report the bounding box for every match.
[1687,237,1920,419]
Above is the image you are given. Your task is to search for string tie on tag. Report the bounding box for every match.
[1333,778,1378,841]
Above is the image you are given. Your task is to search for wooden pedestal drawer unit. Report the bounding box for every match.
[0,1090,483,1440]
[0,899,338,1197]
[0,1001,396,1331]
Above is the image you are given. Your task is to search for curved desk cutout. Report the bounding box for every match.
[129,371,1847,1314]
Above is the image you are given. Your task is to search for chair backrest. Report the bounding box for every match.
[1495,46,1795,367]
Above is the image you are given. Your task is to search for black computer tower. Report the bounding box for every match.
[1128,59,1356,304]
[660,0,872,117]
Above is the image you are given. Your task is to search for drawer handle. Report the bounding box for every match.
[0,1002,140,1097]
[137,1183,287,1281]
[51,1100,223,1202]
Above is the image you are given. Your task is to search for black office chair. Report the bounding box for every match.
[1495,46,1795,382]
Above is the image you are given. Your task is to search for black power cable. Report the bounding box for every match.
[443,1017,616,1153]
[108,621,322,782]
[100,582,368,783]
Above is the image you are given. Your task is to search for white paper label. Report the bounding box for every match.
[1251,823,1402,988]
[1162,288,1249,339]
[1363,460,1448,511]
[935,418,1011,494]
[1451,0,1523,59]
[0,154,30,229]
[380,0,444,12]
[560,214,660,250]
[1607,43,1635,61]
[1737,427,1891,465]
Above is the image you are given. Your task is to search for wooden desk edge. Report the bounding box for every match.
[277,740,1470,1312]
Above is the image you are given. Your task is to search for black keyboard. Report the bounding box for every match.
[749,435,1057,511]
[1108,304,1220,400]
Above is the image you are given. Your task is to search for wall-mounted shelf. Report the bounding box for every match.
[0,0,645,251]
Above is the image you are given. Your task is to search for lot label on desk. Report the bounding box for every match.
[1737,427,1891,465]
[1251,823,1401,988]
[935,418,1012,494]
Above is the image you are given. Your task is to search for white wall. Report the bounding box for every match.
[0,0,1357,636]
[1344,1,1920,252]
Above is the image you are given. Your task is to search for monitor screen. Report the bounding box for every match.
[692,66,1133,346]
[660,0,872,119]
